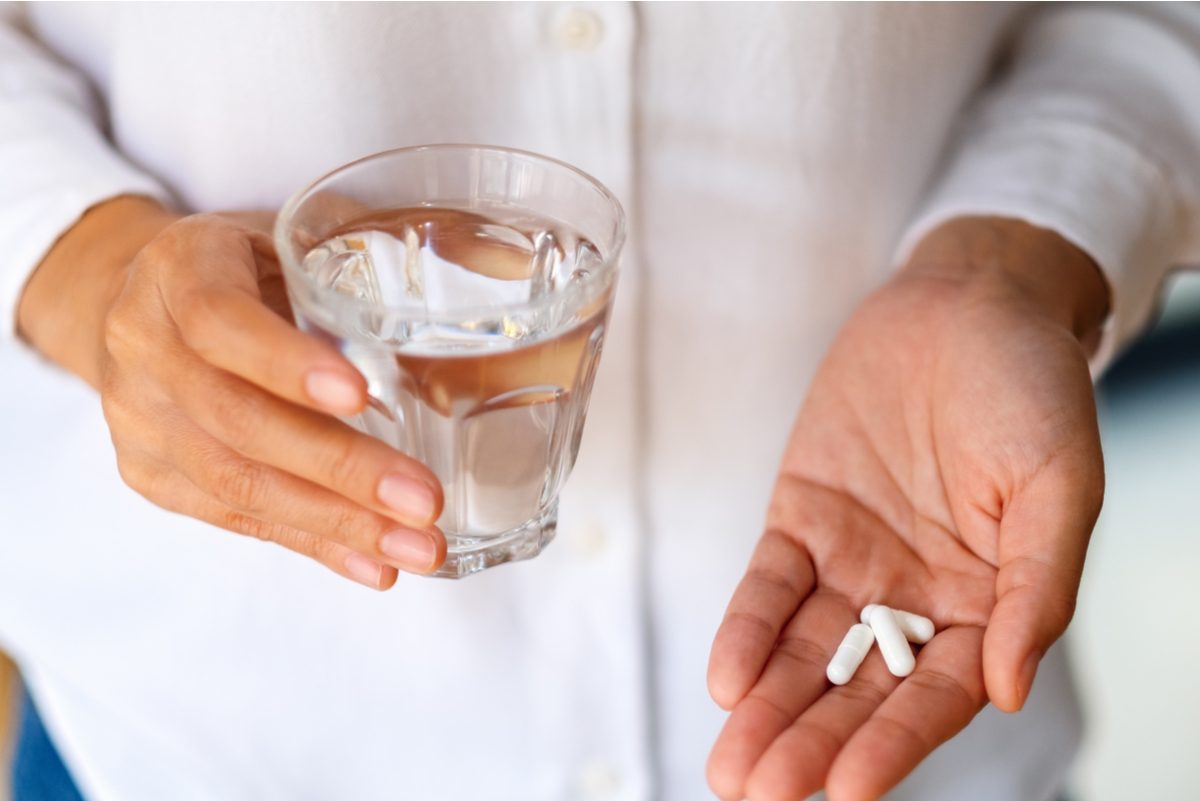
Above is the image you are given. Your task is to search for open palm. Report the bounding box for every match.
[706,236,1105,801]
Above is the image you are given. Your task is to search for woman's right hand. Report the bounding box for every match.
[17,196,446,588]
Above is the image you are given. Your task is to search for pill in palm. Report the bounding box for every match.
[868,605,916,677]
[826,623,876,685]
[860,604,935,644]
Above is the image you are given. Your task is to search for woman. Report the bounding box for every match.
[3,4,1198,800]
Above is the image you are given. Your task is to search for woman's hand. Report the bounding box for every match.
[706,217,1110,800]
[18,196,446,588]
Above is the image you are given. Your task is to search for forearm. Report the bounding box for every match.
[901,215,1111,353]
[898,5,1200,372]
[16,195,180,388]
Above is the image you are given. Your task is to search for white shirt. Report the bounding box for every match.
[1,4,1197,801]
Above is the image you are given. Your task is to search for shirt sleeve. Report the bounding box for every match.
[895,3,1200,375]
[0,8,170,345]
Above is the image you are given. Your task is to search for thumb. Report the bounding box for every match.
[154,215,366,416]
[983,457,1103,712]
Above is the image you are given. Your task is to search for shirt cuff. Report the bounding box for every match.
[894,118,1180,377]
[0,102,170,348]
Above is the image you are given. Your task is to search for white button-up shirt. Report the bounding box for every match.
[1,4,1197,801]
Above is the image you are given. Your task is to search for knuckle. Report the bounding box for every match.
[1045,590,1078,632]
[114,451,154,496]
[212,458,272,513]
[101,386,174,457]
[138,222,182,260]
[220,509,272,543]
[173,289,224,357]
[1005,559,1079,635]
[176,212,223,233]
[140,216,212,264]
[102,303,141,360]
[204,385,263,452]
[261,522,336,566]
[318,431,367,491]
[305,534,345,568]
[327,505,378,544]
[99,384,133,432]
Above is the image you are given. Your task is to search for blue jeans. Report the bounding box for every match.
[11,690,86,801]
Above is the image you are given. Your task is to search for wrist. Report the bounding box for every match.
[17,195,180,387]
[901,216,1111,350]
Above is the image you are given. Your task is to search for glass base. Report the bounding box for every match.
[432,503,559,579]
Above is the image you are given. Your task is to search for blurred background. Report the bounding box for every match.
[2,275,1198,799]
[1067,271,1200,801]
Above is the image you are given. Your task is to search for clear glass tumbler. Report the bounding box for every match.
[275,145,625,578]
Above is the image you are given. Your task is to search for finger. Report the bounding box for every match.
[742,639,899,801]
[114,451,399,590]
[169,360,443,531]
[155,215,368,417]
[825,626,986,801]
[709,528,815,710]
[167,427,444,574]
[706,592,843,801]
[985,459,1101,711]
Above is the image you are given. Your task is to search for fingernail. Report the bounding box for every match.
[344,552,384,588]
[377,473,436,525]
[379,529,438,573]
[304,369,362,414]
[1018,651,1042,708]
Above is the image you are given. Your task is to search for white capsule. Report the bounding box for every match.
[826,623,876,685]
[860,604,935,645]
[894,609,935,644]
[869,605,916,678]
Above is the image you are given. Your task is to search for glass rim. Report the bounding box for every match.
[273,143,626,324]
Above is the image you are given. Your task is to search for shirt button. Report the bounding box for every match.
[554,8,604,51]
[578,760,621,798]
[572,521,609,558]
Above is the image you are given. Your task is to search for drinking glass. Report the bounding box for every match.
[275,145,625,577]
